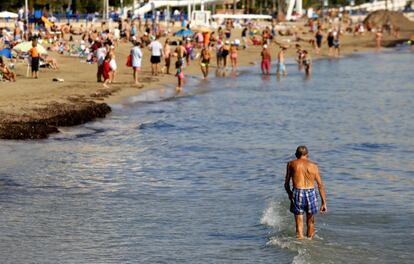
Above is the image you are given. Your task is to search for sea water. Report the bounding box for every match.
[0,50,413,263]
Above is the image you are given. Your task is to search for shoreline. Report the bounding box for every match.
[0,28,411,139]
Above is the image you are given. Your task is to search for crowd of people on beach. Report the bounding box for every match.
[0,9,413,89]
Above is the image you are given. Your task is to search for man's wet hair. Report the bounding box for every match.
[295,146,308,158]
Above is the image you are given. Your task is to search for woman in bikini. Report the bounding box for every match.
[230,43,238,70]
[200,47,211,80]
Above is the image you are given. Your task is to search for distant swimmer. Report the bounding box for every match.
[284,146,327,240]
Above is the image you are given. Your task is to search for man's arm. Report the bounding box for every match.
[314,165,327,213]
[284,162,293,200]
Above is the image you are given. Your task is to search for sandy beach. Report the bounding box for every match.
[0,21,412,139]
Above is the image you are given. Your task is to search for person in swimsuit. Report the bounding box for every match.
[221,40,230,70]
[163,38,171,74]
[175,60,184,93]
[277,46,287,77]
[303,50,312,76]
[333,31,341,57]
[261,44,271,75]
[284,146,327,240]
[230,43,238,70]
[375,28,383,51]
[327,30,334,57]
[185,38,192,66]
[175,40,187,68]
[315,28,323,55]
[200,47,211,80]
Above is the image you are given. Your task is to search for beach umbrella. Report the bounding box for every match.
[175,29,194,37]
[0,11,18,19]
[13,42,48,54]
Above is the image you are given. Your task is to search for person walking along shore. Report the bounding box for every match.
[284,146,327,240]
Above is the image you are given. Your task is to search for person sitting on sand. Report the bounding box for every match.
[284,146,327,240]
[261,44,271,75]
[0,57,16,82]
[41,54,59,70]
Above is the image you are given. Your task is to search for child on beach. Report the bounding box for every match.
[175,60,184,93]
[102,55,111,88]
[109,52,117,83]
[230,43,238,70]
[29,40,40,79]
[261,44,271,75]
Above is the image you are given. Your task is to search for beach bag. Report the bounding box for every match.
[126,54,132,67]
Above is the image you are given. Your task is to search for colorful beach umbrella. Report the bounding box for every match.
[13,42,47,54]
[175,29,194,37]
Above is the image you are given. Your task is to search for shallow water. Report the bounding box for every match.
[0,50,413,263]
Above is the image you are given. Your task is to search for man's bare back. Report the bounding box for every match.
[287,159,320,190]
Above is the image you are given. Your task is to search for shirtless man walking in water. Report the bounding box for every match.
[284,146,327,240]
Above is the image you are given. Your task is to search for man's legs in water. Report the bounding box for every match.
[295,214,304,239]
[306,213,315,239]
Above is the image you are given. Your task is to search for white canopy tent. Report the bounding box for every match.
[0,11,18,19]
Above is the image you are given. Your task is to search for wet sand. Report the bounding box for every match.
[0,23,412,139]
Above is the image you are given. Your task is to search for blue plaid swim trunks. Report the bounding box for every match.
[291,188,318,215]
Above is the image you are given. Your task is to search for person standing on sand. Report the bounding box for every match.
[375,28,383,51]
[109,51,117,83]
[102,55,111,88]
[149,36,163,76]
[230,42,238,70]
[96,42,107,82]
[29,39,40,79]
[175,60,184,93]
[315,27,323,55]
[284,146,327,240]
[277,46,287,77]
[221,40,230,70]
[261,44,271,75]
[163,38,171,74]
[131,41,143,87]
